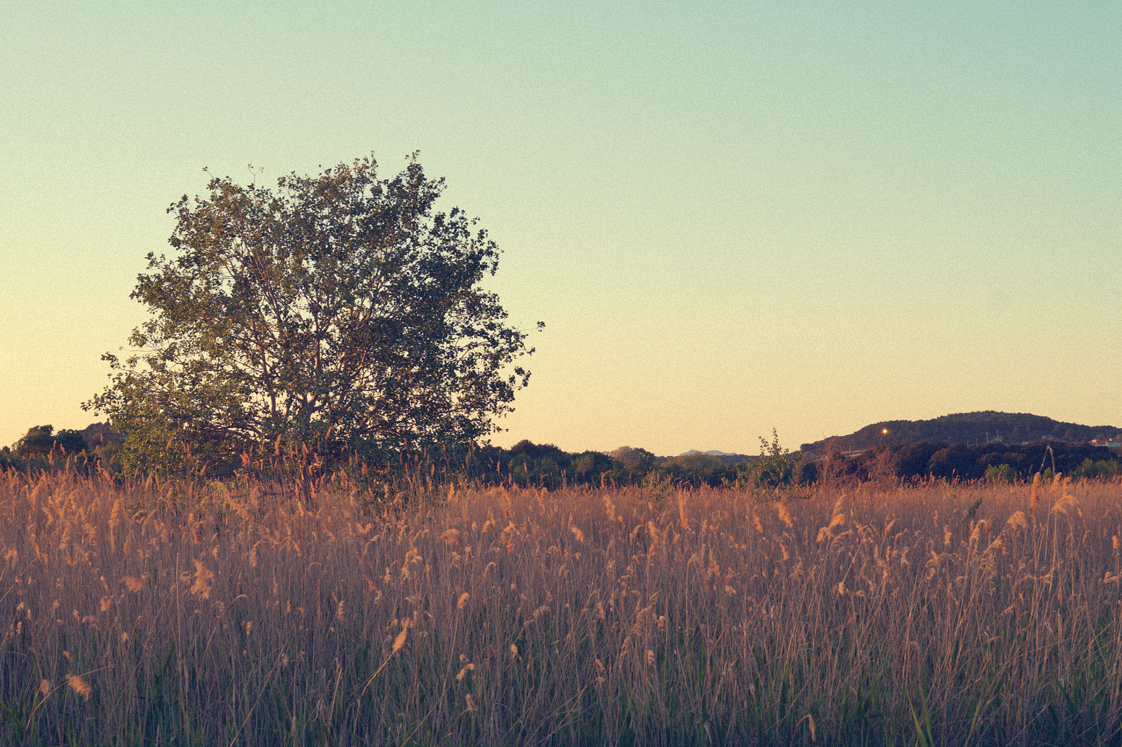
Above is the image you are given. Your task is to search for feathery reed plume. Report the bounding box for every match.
[66,674,91,701]
[392,623,409,653]
[1051,481,1077,516]
[121,576,144,593]
[1031,472,1041,513]
[817,513,845,543]
[190,560,214,600]
[776,501,793,529]
[358,620,410,704]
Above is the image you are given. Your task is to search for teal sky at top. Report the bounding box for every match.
[2,1,1120,455]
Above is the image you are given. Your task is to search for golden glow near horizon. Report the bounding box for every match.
[1,2,1120,456]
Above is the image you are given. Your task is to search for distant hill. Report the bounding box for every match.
[801,411,1121,453]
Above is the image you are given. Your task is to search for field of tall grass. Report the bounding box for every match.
[2,467,1122,745]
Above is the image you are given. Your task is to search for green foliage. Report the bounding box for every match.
[1073,458,1118,480]
[608,446,656,470]
[85,155,538,477]
[984,463,1017,484]
[13,425,87,458]
[738,430,798,489]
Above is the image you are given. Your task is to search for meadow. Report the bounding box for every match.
[2,467,1122,746]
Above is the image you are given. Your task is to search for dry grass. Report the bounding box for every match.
[1,468,1122,745]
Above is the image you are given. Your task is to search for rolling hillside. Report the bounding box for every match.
[801,411,1121,453]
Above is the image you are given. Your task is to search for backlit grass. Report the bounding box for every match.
[1,468,1121,745]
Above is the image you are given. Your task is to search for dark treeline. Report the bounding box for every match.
[0,425,105,474]
[5,423,1120,490]
[818,440,1121,483]
[1,426,781,492]
[480,440,1122,489]
[468,441,755,489]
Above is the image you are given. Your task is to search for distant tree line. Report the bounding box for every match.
[466,431,804,491]
[1,424,799,491]
[0,425,96,473]
[815,440,1121,483]
[476,438,1120,491]
[5,422,1119,491]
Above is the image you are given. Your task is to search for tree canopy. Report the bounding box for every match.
[86,155,539,476]
[13,425,88,459]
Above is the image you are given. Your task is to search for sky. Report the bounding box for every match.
[2,1,1120,457]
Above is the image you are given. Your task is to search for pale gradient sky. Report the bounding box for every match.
[2,1,1120,456]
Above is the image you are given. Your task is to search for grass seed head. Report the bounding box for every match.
[190,560,214,600]
[777,501,793,528]
[66,673,91,701]
[391,624,408,653]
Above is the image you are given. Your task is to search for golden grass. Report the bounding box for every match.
[0,468,1121,744]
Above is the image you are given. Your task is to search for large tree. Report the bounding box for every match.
[86,155,538,477]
